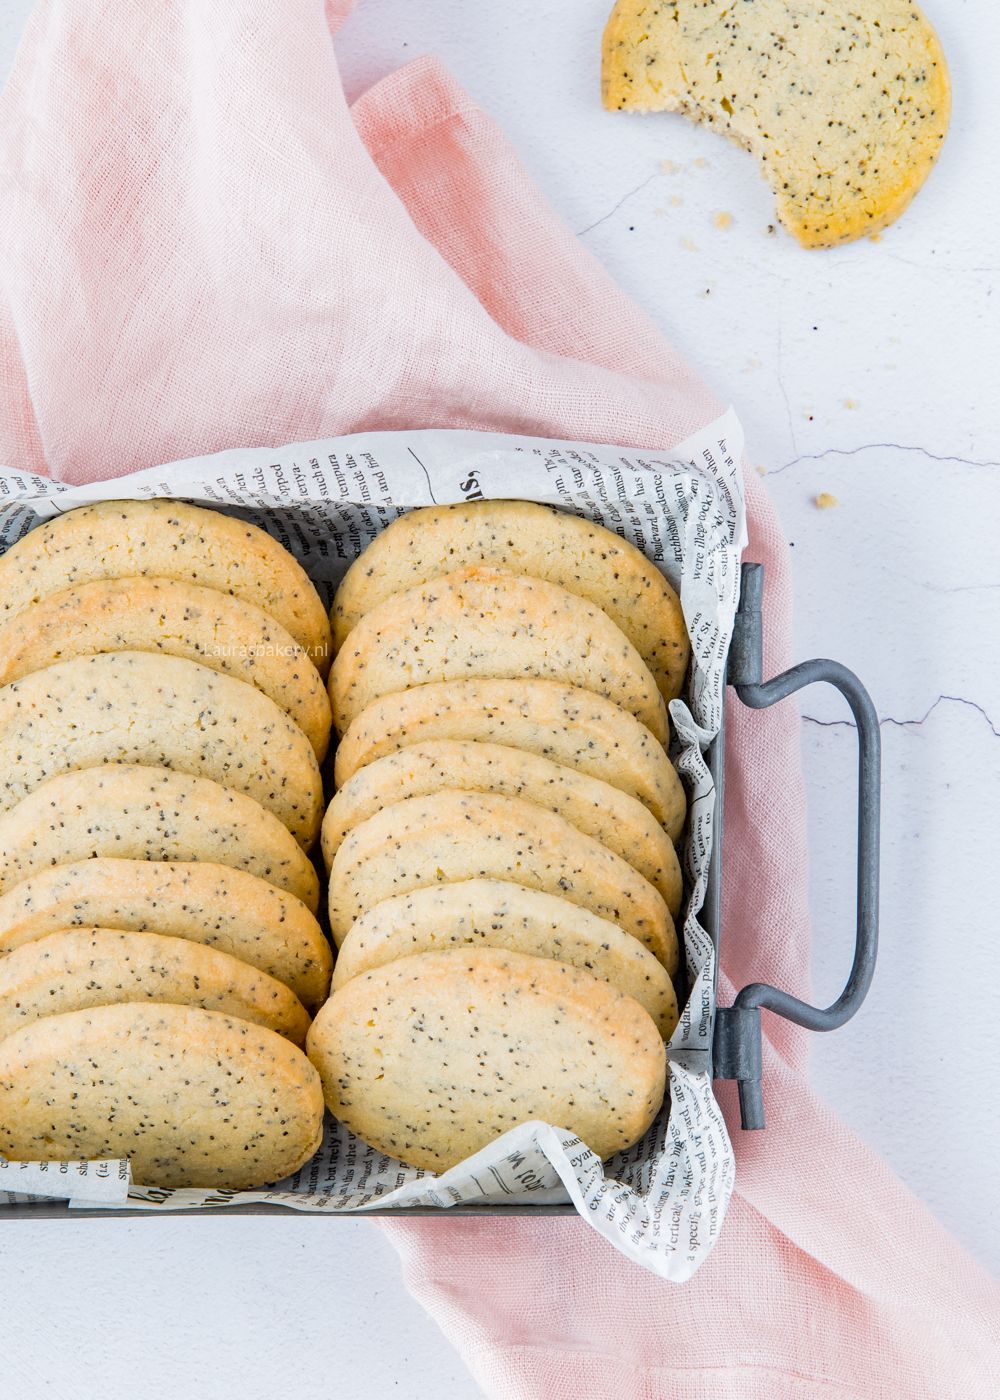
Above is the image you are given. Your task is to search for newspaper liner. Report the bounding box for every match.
[0,408,746,1282]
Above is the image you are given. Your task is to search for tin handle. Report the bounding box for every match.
[713,563,881,1129]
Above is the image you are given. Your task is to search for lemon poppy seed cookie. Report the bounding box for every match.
[601,0,950,248]
[329,568,668,742]
[0,498,332,672]
[0,578,332,759]
[0,651,323,847]
[0,860,330,1010]
[0,928,311,1046]
[334,679,684,835]
[0,1002,325,1189]
[308,948,667,1171]
[322,739,681,916]
[331,880,679,1038]
[332,500,689,701]
[327,789,677,972]
[0,765,320,911]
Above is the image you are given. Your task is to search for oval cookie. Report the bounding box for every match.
[0,499,332,672]
[0,578,332,759]
[0,860,330,1011]
[331,880,679,1038]
[0,1002,325,1189]
[0,928,311,1046]
[0,765,320,911]
[332,500,689,700]
[602,0,950,249]
[334,678,684,835]
[322,739,681,916]
[308,947,667,1171]
[0,651,323,847]
[328,789,677,972]
[329,568,667,742]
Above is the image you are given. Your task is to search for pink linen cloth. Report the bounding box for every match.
[0,3,996,1396]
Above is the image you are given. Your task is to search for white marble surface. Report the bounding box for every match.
[1,1,997,1396]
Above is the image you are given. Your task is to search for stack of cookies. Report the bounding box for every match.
[308,501,690,1173]
[0,500,331,1189]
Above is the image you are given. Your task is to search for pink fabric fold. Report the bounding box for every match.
[0,4,996,1396]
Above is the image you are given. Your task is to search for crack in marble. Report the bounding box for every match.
[769,443,1000,477]
[921,580,1000,595]
[575,174,659,236]
[827,251,1000,277]
[801,694,1000,739]
[775,325,798,455]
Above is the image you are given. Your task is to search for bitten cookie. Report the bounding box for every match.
[0,499,332,672]
[308,948,667,1171]
[329,568,668,742]
[0,578,332,759]
[0,928,311,1046]
[328,789,677,972]
[601,0,950,248]
[0,860,331,1011]
[0,1003,325,1189]
[0,765,320,911]
[0,650,323,847]
[322,739,681,915]
[331,879,679,1038]
[332,500,689,701]
[334,678,684,835]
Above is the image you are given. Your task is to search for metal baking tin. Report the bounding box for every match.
[2,562,880,1218]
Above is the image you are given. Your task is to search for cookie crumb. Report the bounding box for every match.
[712,211,734,230]
[844,398,859,409]
[814,493,839,510]
[681,237,699,251]
[669,194,683,207]
[659,158,679,175]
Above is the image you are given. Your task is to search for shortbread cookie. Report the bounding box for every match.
[331,880,679,1037]
[602,0,950,248]
[322,740,681,915]
[0,578,332,759]
[328,790,677,972]
[0,928,311,1046]
[329,568,668,741]
[0,651,323,847]
[0,765,320,911]
[0,1002,324,1189]
[0,860,330,1011]
[0,498,332,671]
[308,947,666,1170]
[332,501,689,701]
[334,679,684,834]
